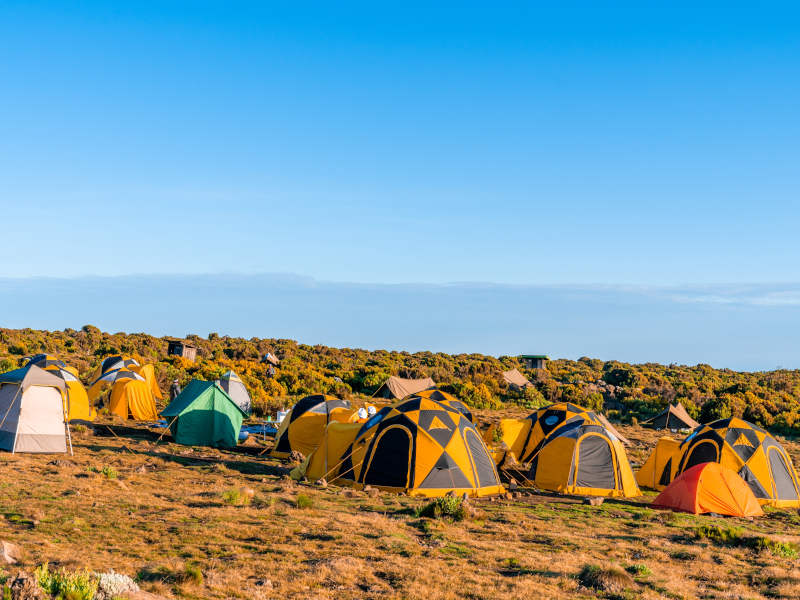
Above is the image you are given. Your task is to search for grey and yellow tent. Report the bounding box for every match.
[89,368,157,420]
[484,402,639,497]
[524,416,640,498]
[25,354,67,370]
[636,436,680,490]
[664,418,800,508]
[161,380,247,448]
[299,394,504,497]
[414,388,474,423]
[91,355,140,381]
[131,363,164,401]
[25,355,96,421]
[271,395,353,458]
[485,402,616,464]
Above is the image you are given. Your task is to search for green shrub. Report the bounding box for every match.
[35,563,98,600]
[416,496,467,521]
[625,564,651,576]
[88,465,118,479]
[296,493,314,509]
[491,423,504,444]
[221,488,251,507]
[694,524,743,546]
[694,526,796,557]
[748,536,798,558]
[184,565,203,585]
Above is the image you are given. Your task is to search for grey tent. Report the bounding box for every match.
[219,370,251,415]
[502,368,532,390]
[0,365,72,453]
[372,376,435,400]
[643,403,700,431]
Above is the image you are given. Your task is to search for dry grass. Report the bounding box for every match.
[0,417,799,599]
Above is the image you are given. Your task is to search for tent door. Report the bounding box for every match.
[767,447,800,501]
[683,441,719,472]
[574,434,616,490]
[362,426,412,488]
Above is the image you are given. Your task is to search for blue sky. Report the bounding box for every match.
[1,2,799,367]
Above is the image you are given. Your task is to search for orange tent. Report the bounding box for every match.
[652,462,763,517]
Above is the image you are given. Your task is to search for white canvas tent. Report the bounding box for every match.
[0,365,72,454]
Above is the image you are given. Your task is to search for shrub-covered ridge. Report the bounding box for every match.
[1,326,799,434]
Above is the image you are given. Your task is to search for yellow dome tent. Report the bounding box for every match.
[636,436,680,490]
[297,421,363,482]
[25,355,96,421]
[413,388,474,423]
[90,355,140,382]
[48,366,95,421]
[131,363,163,401]
[298,395,504,497]
[89,368,157,420]
[666,417,800,508]
[271,395,353,459]
[25,354,67,370]
[484,402,615,465]
[524,417,640,498]
[485,403,639,497]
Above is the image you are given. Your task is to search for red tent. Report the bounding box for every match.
[652,462,763,517]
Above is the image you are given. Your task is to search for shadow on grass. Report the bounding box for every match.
[81,443,289,477]
[499,568,560,578]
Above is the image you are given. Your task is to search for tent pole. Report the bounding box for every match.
[63,387,73,456]
[154,415,180,445]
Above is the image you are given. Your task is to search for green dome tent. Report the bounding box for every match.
[161,380,247,448]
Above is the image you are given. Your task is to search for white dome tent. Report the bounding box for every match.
[0,364,72,454]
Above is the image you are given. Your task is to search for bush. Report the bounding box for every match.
[748,536,798,558]
[491,423,504,444]
[184,565,203,585]
[625,564,651,577]
[694,524,744,546]
[694,526,797,557]
[35,563,98,600]
[221,488,251,507]
[416,496,468,521]
[88,465,118,479]
[296,493,314,509]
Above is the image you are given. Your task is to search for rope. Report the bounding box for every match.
[154,415,180,445]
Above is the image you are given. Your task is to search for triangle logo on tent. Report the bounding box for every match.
[733,433,754,448]
[429,416,450,431]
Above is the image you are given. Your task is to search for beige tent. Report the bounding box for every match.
[502,368,532,389]
[596,413,631,446]
[0,365,72,454]
[643,403,700,431]
[372,376,435,400]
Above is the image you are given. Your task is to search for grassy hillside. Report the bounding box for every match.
[2,326,800,599]
[2,420,800,599]
[2,326,800,434]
